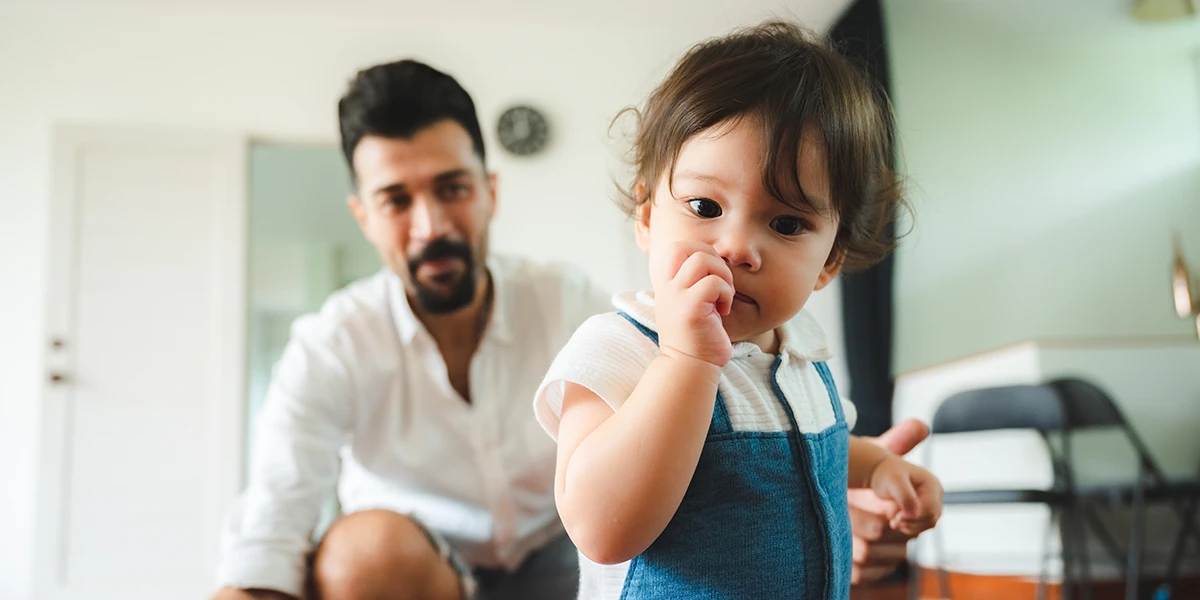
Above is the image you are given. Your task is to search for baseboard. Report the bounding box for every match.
[848,568,1200,600]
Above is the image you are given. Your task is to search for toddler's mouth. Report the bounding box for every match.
[733,292,756,305]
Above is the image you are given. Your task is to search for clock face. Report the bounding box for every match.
[497,105,549,156]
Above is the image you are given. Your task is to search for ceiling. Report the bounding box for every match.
[920,0,1198,31]
[11,0,856,32]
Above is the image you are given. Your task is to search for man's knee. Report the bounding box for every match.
[311,510,461,600]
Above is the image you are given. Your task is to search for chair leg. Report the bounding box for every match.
[1062,501,1099,600]
[1037,506,1058,600]
[932,524,952,599]
[1071,503,1095,600]
[1082,503,1128,572]
[1062,503,1075,600]
[907,559,922,600]
[1162,485,1200,594]
[1126,473,1147,600]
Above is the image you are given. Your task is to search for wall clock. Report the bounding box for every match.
[497,105,549,156]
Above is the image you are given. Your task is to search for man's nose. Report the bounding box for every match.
[410,196,451,241]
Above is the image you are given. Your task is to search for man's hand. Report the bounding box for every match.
[210,588,296,600]
[848,418,930,585]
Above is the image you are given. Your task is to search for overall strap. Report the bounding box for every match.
[812,361,845,424]
[616,311,733,434]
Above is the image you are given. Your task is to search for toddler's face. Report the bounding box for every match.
[636,116,843,348]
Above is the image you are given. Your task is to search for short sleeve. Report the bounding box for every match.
[533,313,659,440]
[840,397,858,431]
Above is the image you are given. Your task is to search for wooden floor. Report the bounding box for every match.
[849,570,1200,600]
[850,580,907,600]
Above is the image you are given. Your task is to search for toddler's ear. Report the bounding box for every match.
[634,182,652,253]
[814,249,845,291]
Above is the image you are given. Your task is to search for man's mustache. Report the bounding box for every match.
[408,238,473,275]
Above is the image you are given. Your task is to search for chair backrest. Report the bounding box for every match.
[1049,377,1126,429]
[1049,377,1169,484]
[932,384,1066,435]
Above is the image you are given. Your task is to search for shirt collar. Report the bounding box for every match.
[612,290,832,362]
[483,255,514,344]
[386,256,513,346]
[387,270,420,344]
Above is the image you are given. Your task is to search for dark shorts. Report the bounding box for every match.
[307,518,579,600]
[419,524,579,600]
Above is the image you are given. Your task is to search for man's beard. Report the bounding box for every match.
[407,238,478,315]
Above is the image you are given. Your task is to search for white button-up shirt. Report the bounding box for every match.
[217,255,610,597]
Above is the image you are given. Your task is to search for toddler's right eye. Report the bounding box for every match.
[687,198,723,219]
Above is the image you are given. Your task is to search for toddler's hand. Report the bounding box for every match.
[649,240,734,368]
[868,456,943,536]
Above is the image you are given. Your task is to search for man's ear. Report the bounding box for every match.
[814,247,846,291]
[486,172,499,219]
[633,182,652,253]
[348,194,369,234]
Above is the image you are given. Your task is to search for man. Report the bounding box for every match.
[212,59,927,600]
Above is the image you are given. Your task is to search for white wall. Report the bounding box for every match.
[0,4,851,598]
[883,0,1200,373]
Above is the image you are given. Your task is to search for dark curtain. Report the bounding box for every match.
[829,0,896,437]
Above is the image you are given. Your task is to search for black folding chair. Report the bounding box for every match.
[1155,459,1200,600]
[912,383,1093,600]
[1049,378,1200,600]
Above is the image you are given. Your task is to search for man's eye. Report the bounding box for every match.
[441,183,471,200]
[687,199,722,219]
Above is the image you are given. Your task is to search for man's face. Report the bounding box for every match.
[348,120,496,314]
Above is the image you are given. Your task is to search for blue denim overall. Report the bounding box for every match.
[617,312,851,600]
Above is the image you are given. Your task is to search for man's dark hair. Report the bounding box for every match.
[338,59,486,176]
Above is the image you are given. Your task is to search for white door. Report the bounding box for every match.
[35,125,247,600]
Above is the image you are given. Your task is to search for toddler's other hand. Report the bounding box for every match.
[868,455,943,537]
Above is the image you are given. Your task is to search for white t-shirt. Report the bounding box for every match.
[533,290,857,600]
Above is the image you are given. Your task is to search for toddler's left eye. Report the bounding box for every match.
[687,199,722,219]
[771,216,806,236]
